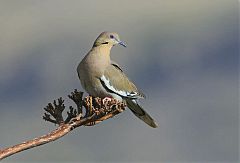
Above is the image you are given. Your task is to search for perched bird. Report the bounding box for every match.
[77,32,158,128]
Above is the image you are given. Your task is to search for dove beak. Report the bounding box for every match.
[118,41,127,47]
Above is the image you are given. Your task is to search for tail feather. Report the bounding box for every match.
[126,99,158,128]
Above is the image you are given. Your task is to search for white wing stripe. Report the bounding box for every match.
[100,75,138,98]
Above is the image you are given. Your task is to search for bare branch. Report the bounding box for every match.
[0,90,126,160]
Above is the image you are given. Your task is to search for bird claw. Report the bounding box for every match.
[102,97,112,104]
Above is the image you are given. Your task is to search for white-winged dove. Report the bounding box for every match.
[77,32,158,128]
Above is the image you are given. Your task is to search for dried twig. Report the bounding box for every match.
[0,89,126,160]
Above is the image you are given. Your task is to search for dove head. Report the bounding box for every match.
[93,32,126,48]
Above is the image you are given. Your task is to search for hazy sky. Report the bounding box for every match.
[0,1,238,163]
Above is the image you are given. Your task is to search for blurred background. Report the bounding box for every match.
[0,1,238,163]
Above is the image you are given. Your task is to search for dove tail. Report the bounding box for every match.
[126,99,158,128]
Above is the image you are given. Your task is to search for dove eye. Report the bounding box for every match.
[110,35,114,39]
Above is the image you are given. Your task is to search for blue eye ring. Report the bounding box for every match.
[110,35,114,39]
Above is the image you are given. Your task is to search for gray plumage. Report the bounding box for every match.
[77,32,158,128]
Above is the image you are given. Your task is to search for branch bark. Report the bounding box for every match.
[0,90,126,160]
